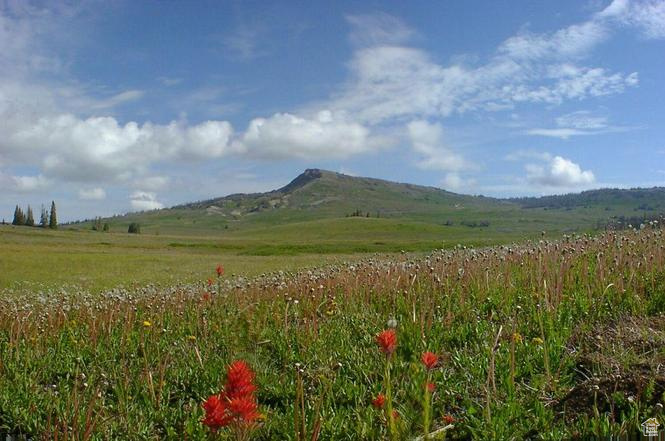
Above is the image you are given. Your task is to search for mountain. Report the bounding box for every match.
[71,169,665,246]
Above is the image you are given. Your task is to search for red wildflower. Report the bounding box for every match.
[224,360,257,399]
[376,329,397,355]
[392,410,400,420]
[442,414,456,425]
[426,382,436,393]
[201,292,211,302]
[207,278,213,287]
[228,396,260,422]
[372,393,386,408]
[216,264,224,277]
[202,394,231,430]
[202,360,260,431]
[421,351,438,370]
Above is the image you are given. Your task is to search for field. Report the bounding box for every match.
[0,218,552,292]
[1,222,664,439]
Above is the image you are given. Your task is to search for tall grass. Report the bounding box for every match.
[1,225,664,439]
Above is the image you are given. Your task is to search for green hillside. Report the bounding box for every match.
[70,169,665,240]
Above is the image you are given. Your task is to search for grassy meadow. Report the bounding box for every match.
[1,222,664,439]
[0,217,550,292]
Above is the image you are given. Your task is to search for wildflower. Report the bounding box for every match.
[372,393,386,408]
[376,329,397,355]
[421,351,438,370]
[188,335,197,341]
[426,382,436,393]
[386,317,398,328]
[512,332,523,344]
[142,320,152,327]
[532,337,544,345]
[442,414,456,425]
[202,360,260,433]
[201,292,211,302]
[228,396,260,422]
[207,278,213,287]
[216,264,224,277]
[224,360,257,399]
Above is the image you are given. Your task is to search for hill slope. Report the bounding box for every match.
[72,169,665,241]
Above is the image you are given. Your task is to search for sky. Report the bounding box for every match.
[1,0,664,222]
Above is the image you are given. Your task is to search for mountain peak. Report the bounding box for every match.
[277,168,333,193]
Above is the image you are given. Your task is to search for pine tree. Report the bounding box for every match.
[25,206,35,227]
[40,205,48,228]
[12,205,26,226]
[12,205,20,225]
[49,201,58,229]
[103,222,110,232]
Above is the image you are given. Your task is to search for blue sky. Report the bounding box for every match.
[1,0,664,221]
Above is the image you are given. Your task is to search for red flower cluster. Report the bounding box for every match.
[216,264,224,277]
[442,414,456,425]
[202,360,260,431]
[376,329,397,355]
[372,393,386,408]
[421,351,438,370]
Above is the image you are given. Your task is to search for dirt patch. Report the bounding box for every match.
[555,315,665,421]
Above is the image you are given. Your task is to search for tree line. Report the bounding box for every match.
[8,201,57,229]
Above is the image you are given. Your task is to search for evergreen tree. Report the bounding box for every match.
[128,222,141,234]
[92,217,102,231]
[103,223,110,232]
[25,206,35,227]
[40,205,48,228]
[49,201,58,229]
[12,205,26,226]
[12,205,20,225]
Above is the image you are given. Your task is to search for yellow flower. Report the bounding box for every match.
[532,337,544,345]
[142,320,152,328]
[187,335,196,341]
[512,332,523,344]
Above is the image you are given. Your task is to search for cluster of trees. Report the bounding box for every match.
[91,217,110,232]
[346,210,381,218]
[11,201,57,229]
[461,220,490,228]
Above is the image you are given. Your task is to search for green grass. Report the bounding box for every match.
[1,227,664,439]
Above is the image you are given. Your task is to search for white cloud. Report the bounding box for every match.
[555,111,608,129]
[11,174,51,192]
[237,110,378,160]
[1,112,236,183]
[130,191,164,211]
[499,20,608,60]
[407,120,468,172]
[526,128,594,139]
[599,0,665,39]
[330,16,637,124]
[527,111,634,138]
[78,187,106,200]
[526,155,595,187]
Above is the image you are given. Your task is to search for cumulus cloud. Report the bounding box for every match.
[526,155,595,187]
[130,191,164,211]
[78,187,106,200]
[1,112,236,183]
[407,120,468,172]
[237,110,379,160]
